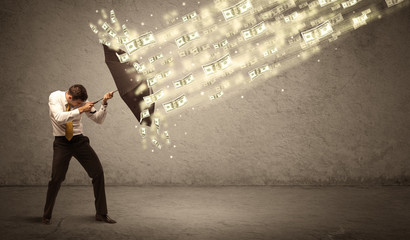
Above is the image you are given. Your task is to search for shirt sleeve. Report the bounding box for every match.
[49,93,80,125]
[85,103,108,124]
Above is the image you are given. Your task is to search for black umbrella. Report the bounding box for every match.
[102,44,155,126]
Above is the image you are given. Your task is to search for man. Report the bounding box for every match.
[43,84,116,224]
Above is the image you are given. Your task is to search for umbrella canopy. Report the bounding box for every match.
[103,44,155,126]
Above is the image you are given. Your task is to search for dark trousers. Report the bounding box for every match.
[43,134,108,219]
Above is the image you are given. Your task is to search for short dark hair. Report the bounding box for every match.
[68,84,88,101]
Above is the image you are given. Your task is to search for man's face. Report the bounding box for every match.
[68,95,84,107]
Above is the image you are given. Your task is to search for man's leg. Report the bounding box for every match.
[72,135,108,216]
[43,138,72,221]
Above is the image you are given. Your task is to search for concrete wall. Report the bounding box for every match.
[0,0,409,185]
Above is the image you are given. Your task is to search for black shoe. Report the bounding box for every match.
[95,214,117,224]
[42,217,51,225]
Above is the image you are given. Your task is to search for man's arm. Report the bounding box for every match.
[49,93,80,125]
[85,91,114,124]
[86,103,108,124]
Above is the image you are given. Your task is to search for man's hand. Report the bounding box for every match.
[102,91,114,105]
[78,102,94,113]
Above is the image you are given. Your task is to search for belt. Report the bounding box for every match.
[55,134,83,139]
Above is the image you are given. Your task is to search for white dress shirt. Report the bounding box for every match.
[48,90,108,136]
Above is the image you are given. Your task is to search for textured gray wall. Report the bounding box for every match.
[0,0,409,185]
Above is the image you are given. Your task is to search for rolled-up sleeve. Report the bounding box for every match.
[49,93,80,125]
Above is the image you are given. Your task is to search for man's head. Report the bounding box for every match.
[66,84,88,107]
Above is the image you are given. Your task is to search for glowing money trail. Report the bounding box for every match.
[89,0,409,150]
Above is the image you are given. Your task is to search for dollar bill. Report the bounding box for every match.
[331,4,342,11]
[310,16,325,27]
[301,20,333,44]
[341,0,361,9]
[163,57,174,65]
[308,0,319,9]
[124,32,156,55]
[99,39,111,46]
[140,127,146,138]
[362,9,372,15]
[284,11,299,23]
[140,31,156,46]
[149,53,163,63]
[125,39,142,55]
[248,64,270,80]
[213,39,228,49]
[101,22,110,31]
[117,36,129,44]
[162,95,188,113]
[182,11,198,22]
[202,54,232,76]
[110,10,117,23]
[241,21,267,41]
[190,44,210,55]
[143,89,165,105]
[215,84,226,91]
[164,131,170,143]
[89,23,99,34]
[115,52,130,63]
[147,77,158,87]
[329,13,344,25]
[179,51,188,57]
[151,139,162,149]
[318,0,338,7]
[140,109,150,123]
[107,29,117,38]
[352,16,366,28]
[221,0,253,21]
[301,30,319,43]
[243,18,258,28]
[153,90,165,102]
[209,91,224,100]
[175,31,200,49]
[385,0,404,8]
[260,0,296,20]
[203,79,216,87]
[156,70,171,81]
[201,44,211,51]
[133,62,146,73]
[299,2,309,8]
[173,74,194,88]
[101,22,117,38]
[203,25,218,35]
[352,11,369,29]
[122,24,129,36]
[154,118,160,132]
[263,47,278,57]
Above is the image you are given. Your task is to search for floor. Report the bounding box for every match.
[0,186,409,240]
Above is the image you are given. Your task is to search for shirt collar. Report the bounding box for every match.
[62,91,69,107]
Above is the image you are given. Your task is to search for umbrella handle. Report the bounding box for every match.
[92,90,118,104]
[90,89,118,114]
